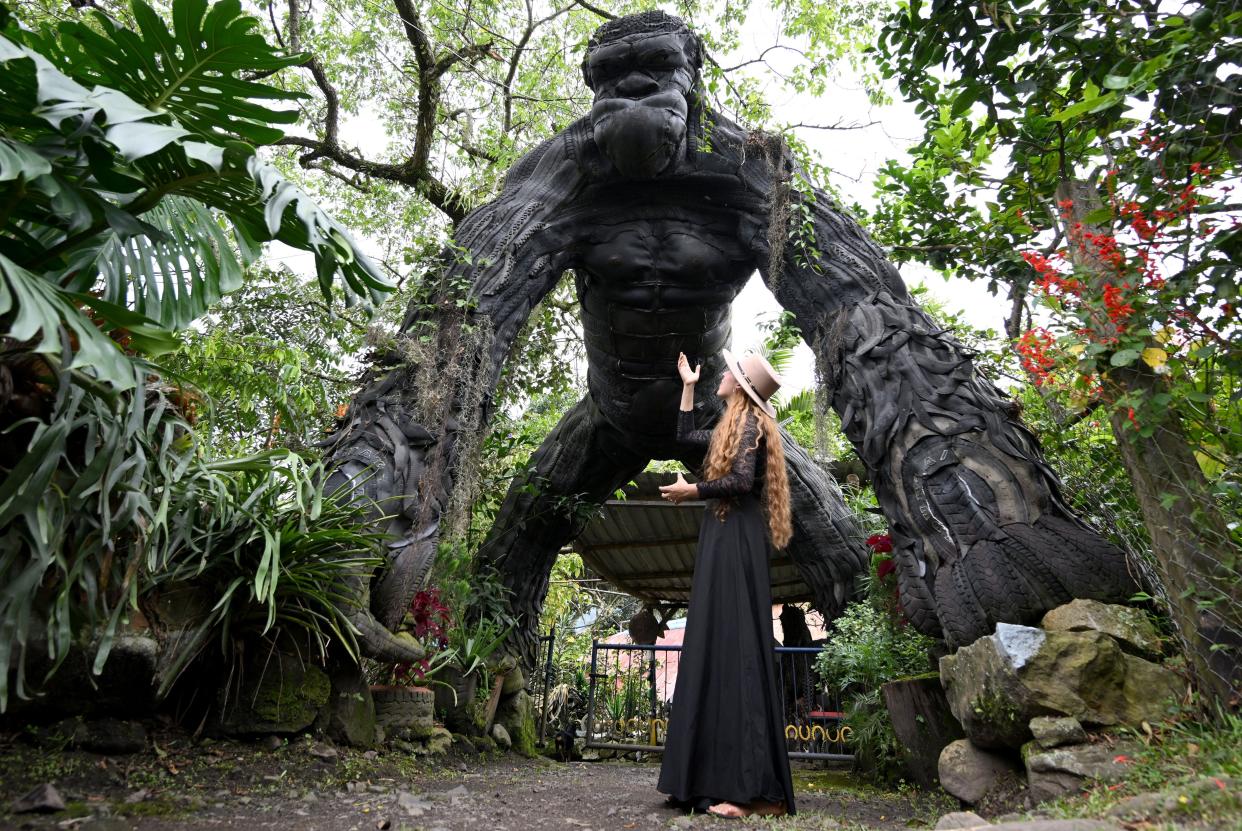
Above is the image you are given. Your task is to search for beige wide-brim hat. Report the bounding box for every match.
[722,348,782,419]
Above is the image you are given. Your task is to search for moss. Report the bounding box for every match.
[971,688,1023,735]
[115,799,182,818]
[896,671,943,683]
[62,802,93,819]
[252,664,330,724]
[791,768,881,796]
[510,706,538,758]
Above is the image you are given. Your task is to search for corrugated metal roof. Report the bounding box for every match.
[574,471,814,604]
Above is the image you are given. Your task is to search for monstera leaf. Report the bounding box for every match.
[0,1,392,388]
[50,0,304,145]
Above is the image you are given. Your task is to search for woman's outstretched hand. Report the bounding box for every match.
[677,352,700,386]
[659,472,698,504]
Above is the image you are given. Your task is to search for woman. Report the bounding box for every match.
[656,349,796,819]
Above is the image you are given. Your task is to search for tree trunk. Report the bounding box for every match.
[1107,363,1240,706]
[1057,179,1241,710]
[881,675,964,789]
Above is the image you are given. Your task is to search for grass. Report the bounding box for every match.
[1024,709,1242,830]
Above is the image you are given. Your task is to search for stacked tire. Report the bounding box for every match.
[371,685,435,740]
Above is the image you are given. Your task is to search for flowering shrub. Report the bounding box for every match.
[392,588,452,685]
[1013,138,1238,440]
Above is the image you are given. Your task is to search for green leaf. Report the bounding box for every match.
[1082,207,1113,225]
[1110,348,1141,367]
[0,138,51,180]
[105,121,191,162]
[1050,91,1121,122]
[0,252,135,388]
[60,0,304,145]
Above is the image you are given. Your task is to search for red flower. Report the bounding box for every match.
[866,534,894,553]
[876,558,897,580]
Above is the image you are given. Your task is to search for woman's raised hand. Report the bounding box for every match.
[659,472,698,504]
[677,352,700,386]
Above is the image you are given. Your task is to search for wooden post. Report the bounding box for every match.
[481,673,505,734]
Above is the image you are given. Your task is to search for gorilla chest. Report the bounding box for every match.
[574,214,754,302]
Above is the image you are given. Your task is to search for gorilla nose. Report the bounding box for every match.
[616,72,660,98]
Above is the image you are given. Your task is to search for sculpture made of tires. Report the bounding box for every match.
[370,685,435,740]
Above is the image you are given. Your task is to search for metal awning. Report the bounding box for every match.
[573,471,814,605]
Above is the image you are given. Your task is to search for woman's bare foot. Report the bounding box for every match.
[707,802,749,818]
[706,800,786,819]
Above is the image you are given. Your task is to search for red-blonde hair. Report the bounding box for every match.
[702,392,792,549]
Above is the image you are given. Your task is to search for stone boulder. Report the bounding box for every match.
[1029,716,1086,750]
[1024,740,1142,804]
[940,623,1182,749]
[938,738,1023,804]
[6,634,159,720]
[217,652,330,735]
[322,663,377,747]
[1041,600,1162,659]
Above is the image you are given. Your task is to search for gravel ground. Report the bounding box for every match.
[0,728,960,831]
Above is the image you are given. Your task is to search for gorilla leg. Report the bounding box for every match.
[779,432,870,620]
[476,396,648,668]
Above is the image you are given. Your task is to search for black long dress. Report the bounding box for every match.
[657,409,797,815]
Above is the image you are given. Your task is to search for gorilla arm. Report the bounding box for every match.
[321,130,583,663]
[744,149,1135,647]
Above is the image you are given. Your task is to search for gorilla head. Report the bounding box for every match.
[583,11,702,179]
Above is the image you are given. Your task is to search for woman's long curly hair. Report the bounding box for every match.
[703,390,792,549]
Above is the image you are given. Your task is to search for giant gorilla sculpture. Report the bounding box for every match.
[323,11,1135,668]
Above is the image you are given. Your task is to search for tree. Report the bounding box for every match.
[869,0,1240,709]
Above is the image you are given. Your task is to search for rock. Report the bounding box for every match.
[441,784,469,805]
[425,726,453,755]
[396,790,431,817]
[217,652,330,735]
[12,783,65,814]
[966,823,1118,830]
[1105,774,1238,821]
[322,662,376,747]
[935,811,990,829]
[308,743,338,760]
[940,624,1182,749]
[9,633,160,719]
[50,717,147,754]
[491,722,513,750]
[1029,717,1087,749]
[1025,741,1141,804]
[1041,600,1162,659]
[938,739,1022,804]
[501,666,526,696]
[495,689,537,756]
[125,789,150,804]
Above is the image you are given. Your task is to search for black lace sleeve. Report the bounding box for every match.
[675,409,714,448]
[695,413,761,498]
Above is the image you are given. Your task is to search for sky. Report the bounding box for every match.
[719,5,1011,393]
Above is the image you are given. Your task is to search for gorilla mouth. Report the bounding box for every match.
[591,91,688,179]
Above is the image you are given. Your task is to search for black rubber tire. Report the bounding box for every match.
[372,686,435,730]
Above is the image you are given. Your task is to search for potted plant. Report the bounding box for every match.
[432,617,510,718]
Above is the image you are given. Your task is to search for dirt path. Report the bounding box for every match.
[0,730,957,831]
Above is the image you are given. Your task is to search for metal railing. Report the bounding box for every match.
[582,641,853,762]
